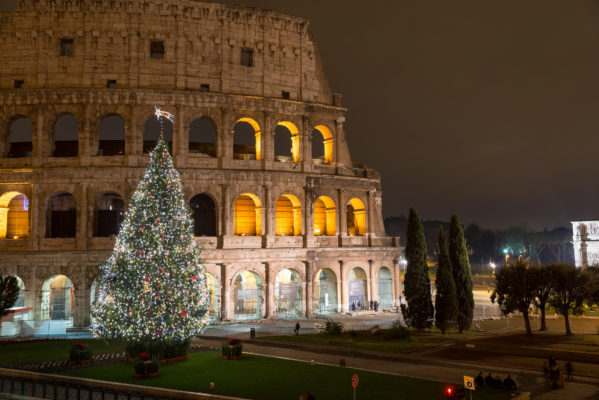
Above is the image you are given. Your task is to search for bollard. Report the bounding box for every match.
[250,327,256,339]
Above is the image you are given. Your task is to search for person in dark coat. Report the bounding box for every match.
[566,362,573,380]
[503,375,517,391]
[474,372,485,388]
[294,321,300,335]
[485,372,494,388]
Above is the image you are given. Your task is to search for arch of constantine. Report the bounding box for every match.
[0,0,401,335]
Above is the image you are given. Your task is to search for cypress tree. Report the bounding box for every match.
[449,214,474,333]
[435,227,458,334]
[401,208,433,330]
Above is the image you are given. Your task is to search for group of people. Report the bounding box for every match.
[350,300,380,311]
[474,372,517,391]
[543,355,571,389]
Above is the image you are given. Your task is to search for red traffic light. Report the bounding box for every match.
[447,387,453,394]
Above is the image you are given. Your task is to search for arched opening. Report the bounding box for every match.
[313,196,336,236]
[275,194,301,236]
[348,267,368,311]
[53,113,78,157]
[275,268,302,318]
[234,270,262,321]
[377,267,393,308]
[346,198,366,237]
[0,191,29,239]
[206,273,219,320]
[312,125,333,165]
[234,194,262,236]
[189,118,216,157]
[98,115,125,156]
[7,116,32,158]
[93,192,124,237]
[41,275,74,323]
[46,192,76,238]
[313,268,337,314]
[275,122,300,162]
[90,276,101,320]
[190,193,217,236]
[233,118,261,161]
[11,275,25,308]
[143,116,172,154]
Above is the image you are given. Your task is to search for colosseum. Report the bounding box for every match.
[0,0,402,336]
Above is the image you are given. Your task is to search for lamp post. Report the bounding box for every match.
[503,248,510,266]
[490,262,496,276]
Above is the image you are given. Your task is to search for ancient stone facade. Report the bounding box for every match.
[0,0,401,334]
[571,221,599,268]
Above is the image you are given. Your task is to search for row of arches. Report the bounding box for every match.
[7,266,394,323]
[0,191,367,239]
[3,114,334,164]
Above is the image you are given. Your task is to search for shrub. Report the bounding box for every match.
[134,354,160,377]
[126,339,190,360]
[221,338,243,359]
[382,320,411,340]
[315,319,344,335]
[70,343,92,362]
[349,330,358,337]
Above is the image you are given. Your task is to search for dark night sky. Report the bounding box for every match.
[4,1,599,230]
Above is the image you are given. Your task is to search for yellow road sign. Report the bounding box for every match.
[464,375,475,391]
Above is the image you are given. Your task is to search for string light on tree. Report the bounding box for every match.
[92,107,210,343]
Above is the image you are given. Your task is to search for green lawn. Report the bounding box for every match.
[62,351,510,400]
[0,339,126,367]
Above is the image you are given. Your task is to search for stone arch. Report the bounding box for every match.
[312,124,334,165]
[189,117,216,157]
[40,274,75,323]
[97,114,126,156]
[313,195,336,236]
[6,116,32,158]
[93,192,124,237]
[348,267,368,310]
[10,275,26,308]
[275,194,302,236]
[206,272,219,320]
[274,121,300,163]
[233,270,263,321]
[190,193,217,236]
[0,191,30,239]
[313,268,337,314]
[377,266,393,308]
[234,193,262,236]
[234,118,261,161]
[143,115,172,154]
[46,192,76,238]
[347,197,366,237]
[53,113,79,157]
[274,268,302,318]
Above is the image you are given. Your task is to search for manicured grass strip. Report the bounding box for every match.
[0,339,126,367]
[62,351,509,400]
[265,333,419,353]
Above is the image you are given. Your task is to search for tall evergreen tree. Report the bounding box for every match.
[435,227,458,334]
[401,208,434,330]
[92,110,210,345]
[448,214,474,333]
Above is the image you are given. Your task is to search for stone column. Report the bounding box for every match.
[31,184,40,250]
[222,184,231,237]
[304,184,314,246]
[79,104,92,165]
[220,264,230,321]
[127,105,139,166]
[393,259,400,307]
[367,189,376,238]
[33,106,44,167]
[264,184,274,246]
[222,109,233,161]
[338,189,347,242]
[78,183,88,250]
[265,264,275,318]
[305,261,314,317]
[302,116,312,171]
[74,273,90,328]
[174,105,185,164]
[338,260,345,312]
[263,112,274,163]
[368,259,376,304]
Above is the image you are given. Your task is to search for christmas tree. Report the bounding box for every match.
[92,108,210,344]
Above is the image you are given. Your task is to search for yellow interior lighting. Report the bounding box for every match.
[277,121,300,162]
[313,196,336,236]
[347,198,366,237]
[234,193,262,236]
[0,191,29,239]
[275,194,302,236]
[236,118,262,161]
[314,125,333,165]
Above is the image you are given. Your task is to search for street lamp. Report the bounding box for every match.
[490,262,496,275]
[503,248,510,265]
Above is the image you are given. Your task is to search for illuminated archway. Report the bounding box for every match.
[234,193,262,236]
[346,198,366,237]
[274,121,300,162]
[46,192,76,238]
[313,268,337,314]
[234,270,262,321]
[0,191,29,239]
[313,196,336,236]
[143,116,172,154]
[275,194,301,236]
[7,116,32,158]
[53,113,78,157]
[93,192,124,237]
[234,118,261,161]
[275,268,302,318]
[98,114,125,156]
[206,273,219,320]
[189,117,216,157]
[377,267,393,308]
[190,193,217,236]
[348,267,368,311]
[40,275,74,323]
[312,125,333,165]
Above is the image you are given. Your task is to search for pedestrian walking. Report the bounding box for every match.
[503,375,517,391]
[474,372,485,388]
[566,362,573,380]
[369,300,373,310]
[294,321,300,335]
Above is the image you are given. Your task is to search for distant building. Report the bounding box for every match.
[571,221,599,268]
